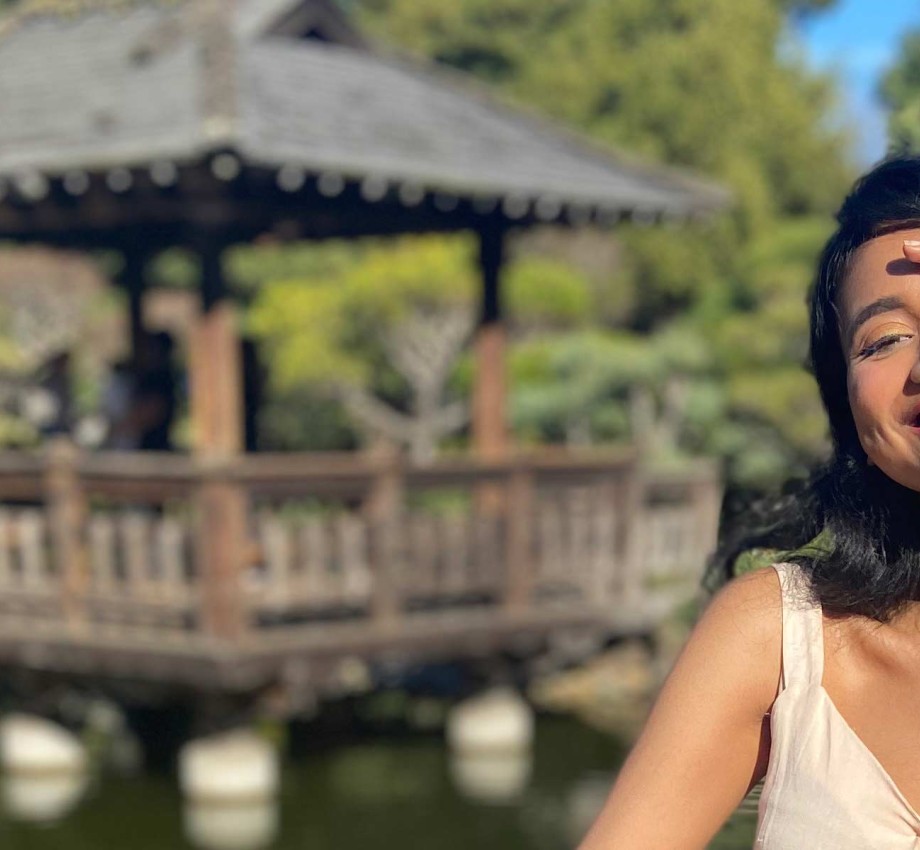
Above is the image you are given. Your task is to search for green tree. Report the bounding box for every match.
[353,0,853,488]
[356,0,850,225]
[881,31,920,152]
[249,235,599,461]
[0,0,855,488]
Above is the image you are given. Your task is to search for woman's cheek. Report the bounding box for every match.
[847,371,886,447]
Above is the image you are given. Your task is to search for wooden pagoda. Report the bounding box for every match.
[0,0,725,707]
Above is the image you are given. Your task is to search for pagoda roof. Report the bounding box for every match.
[0,0,727,246]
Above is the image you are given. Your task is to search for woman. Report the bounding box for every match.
[579,156,920,849]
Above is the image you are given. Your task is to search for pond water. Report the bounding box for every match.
[0,712,757,849]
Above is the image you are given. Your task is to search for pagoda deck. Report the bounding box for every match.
[0,445,720,704]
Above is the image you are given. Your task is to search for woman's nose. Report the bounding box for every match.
[911,353,920,386]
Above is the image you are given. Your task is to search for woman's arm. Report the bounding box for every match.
[577,566,783,850]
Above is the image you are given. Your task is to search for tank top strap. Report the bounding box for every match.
[771,562,824,690]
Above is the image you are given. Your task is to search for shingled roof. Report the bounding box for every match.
[0,0,727,246]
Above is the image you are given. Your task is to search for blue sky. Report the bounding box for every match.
[797,0,920,164]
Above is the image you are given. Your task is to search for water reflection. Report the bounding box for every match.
[183,800,279,850]
[565,771,612,845]
[328,744,440,804]
[0,714,758,850]
[449,750,532,804]
[0,713,91,826]
[179,730,280,804]
[2,771,89,824]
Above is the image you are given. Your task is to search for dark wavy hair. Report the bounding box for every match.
[707,156,920,621]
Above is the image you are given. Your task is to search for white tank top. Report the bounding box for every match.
[755,562,920,848]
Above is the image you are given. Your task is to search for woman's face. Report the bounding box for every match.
[839,228,920,491]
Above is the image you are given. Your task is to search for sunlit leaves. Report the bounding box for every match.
[249,281,369,389]
[506,257,593,327]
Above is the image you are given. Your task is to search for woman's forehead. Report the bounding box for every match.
[841,228,920,314]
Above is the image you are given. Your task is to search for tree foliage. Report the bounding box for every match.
[0,0,856,489]
[357,0,850,222]
[342,0,853,486]
[249,236,599,461]
[881,31,920,153]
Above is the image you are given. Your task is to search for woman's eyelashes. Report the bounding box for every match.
[856,332,915,359]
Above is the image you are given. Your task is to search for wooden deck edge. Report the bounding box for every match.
[0,598,685,693]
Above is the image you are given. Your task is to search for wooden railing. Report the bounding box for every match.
[0,442,722,651]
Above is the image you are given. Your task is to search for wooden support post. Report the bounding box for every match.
[189,303,245,456]
[196,471,249,640]
[46,438,88,630]
[472,224,508,461]
[366,450,404,627]
[118,247,149,375]
[504,463,534,612]
[473,224,509,519]
[189,237,249,641]
[188,241,244,457]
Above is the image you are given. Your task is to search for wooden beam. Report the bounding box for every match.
[188,240,244,458]
[0,168,499,250]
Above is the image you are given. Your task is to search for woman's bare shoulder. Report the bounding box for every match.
[690,566,784,709]
[702,566,783,639]
[576,566,783,849]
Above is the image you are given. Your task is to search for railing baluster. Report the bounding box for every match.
[536,492,561,590]
[0,447,720,670]
[338,513,371,605]
[158,516,186,601]
[0,510,12,590]
[17,510,44,589]
[592,482,617,602]
[299,516,328,607]
[621,465,647,606]
[46,439,87,628]
[366,452,403,626]
[123,510,151,596]
[504,463,534,611]
[260,512,291,609]
[89,514,116,594]
[441,513,466,594]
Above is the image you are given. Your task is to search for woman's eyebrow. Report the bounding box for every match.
[846,295,908,347]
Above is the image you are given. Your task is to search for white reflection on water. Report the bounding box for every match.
[184,800,280,850]
[0,714,757,850]
[2,772,89,824]
[449,750,533,804]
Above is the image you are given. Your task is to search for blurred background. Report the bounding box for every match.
[0,0,913,848]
